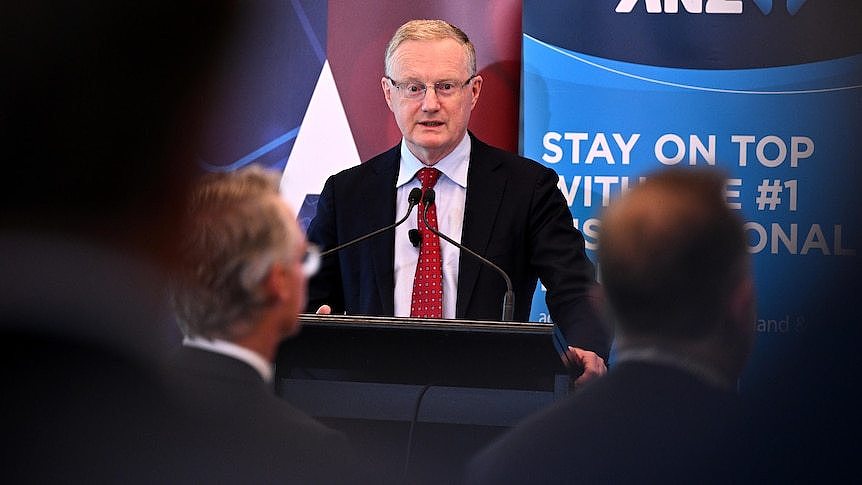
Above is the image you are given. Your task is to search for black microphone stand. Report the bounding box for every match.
[420,189,515,321]
[320,187,422,258]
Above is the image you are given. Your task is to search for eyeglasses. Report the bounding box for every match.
[239,244,321,291]
[301,244,321,277]
[386,75,476,100]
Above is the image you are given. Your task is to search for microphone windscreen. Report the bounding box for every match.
[408,228,422,248]
[421,188,435,205]
[408,187,422,205]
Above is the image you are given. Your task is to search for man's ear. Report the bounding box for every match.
[382,76,394,111]
[469,74,483,109]
[262,262,289,303]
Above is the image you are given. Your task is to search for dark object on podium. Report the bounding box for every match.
[275,314,570,427]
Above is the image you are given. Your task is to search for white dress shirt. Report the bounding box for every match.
[393,134,470,319]
[183,335,274,383]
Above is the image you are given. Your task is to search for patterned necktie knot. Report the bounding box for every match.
[416,167,442,190]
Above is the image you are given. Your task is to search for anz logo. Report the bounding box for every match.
[615,0,808,15]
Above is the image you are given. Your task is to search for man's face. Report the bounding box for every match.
[382,38,482,165]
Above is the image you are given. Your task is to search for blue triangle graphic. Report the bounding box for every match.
[786,0,807,15]
[752,0,773,15]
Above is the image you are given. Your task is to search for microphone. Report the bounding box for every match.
[408,229,422,248]
[420,189,515,321]
[320,187,422,258]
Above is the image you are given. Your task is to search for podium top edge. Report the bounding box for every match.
[297,313,554,335]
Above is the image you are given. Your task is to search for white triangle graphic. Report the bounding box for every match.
[280,59,360,213]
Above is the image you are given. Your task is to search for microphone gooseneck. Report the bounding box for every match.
[420,188,515,321]
[320,187,423,258]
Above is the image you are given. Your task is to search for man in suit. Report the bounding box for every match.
[307,19,610,378]
[169,166,361,483]
[464,167,757,484]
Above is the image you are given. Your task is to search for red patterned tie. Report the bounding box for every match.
[411,167,443,318]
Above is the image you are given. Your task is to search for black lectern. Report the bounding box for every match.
[275,314,570,427]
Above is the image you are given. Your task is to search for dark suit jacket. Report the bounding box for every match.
[307,134,610,358]
[2,236,241,484]
[465,361,753,484]
[167,347,362,484]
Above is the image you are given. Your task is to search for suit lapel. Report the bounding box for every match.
[456,136,507,318]
[366,145,400,316]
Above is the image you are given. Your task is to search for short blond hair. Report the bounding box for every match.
[384,19,476,78]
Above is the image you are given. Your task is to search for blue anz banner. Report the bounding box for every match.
[523,1,862,377]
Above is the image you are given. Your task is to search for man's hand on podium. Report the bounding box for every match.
[566,346,606,387]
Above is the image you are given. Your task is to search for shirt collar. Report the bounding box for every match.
[396,133,470,188]
[183,335,273,383]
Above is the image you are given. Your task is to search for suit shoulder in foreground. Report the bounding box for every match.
[465,362,751,485]
[167,347,361,484]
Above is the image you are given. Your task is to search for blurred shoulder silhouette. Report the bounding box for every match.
[466,167,757,484]
[0,1,248,482]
